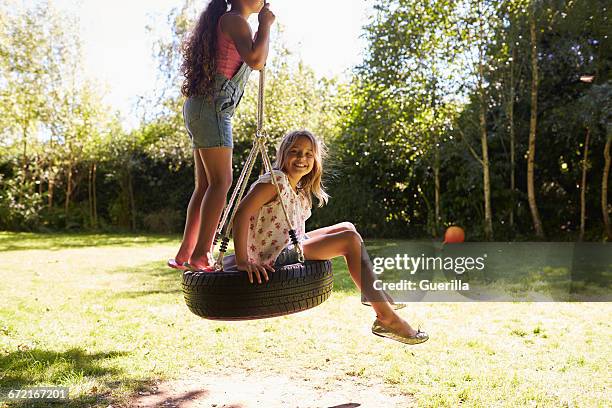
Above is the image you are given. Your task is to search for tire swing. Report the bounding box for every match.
[182,69,333,321]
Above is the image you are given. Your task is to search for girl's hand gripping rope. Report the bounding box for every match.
[258,2,276,28]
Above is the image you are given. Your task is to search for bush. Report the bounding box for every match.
[143,209,184,233]
[0,173,45,231]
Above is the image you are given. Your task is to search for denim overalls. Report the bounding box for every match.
[183,62,252,149]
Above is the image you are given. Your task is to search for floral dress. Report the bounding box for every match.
[245,170,312,265]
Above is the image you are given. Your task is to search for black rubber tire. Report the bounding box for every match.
[182,258,333,321]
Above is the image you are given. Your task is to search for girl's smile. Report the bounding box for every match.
[284,136,315,188]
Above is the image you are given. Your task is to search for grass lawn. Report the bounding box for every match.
[0,232,610,407]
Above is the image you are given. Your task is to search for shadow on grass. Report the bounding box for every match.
[131,388,211,408]
[110,254,360,299]
[100,238,361,301]
[0,232,177,252]
[108,260,183,300]
[118,289,181,299]
[0,347,126,387]
[0,347,152,407]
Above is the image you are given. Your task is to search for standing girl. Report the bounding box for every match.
[233,130,429,345]
[169,0,275,272]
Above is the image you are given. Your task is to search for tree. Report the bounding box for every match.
[573,84,612,240]
[604,128,612,240]
[0,5,53,173]
[0,2,87,220]
[334,0,462,237]
[495,0,530,230]
[527,1,545,238]
[454,0,504,240]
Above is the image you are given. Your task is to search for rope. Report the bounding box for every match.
[215,143,258,239]
[214,139,260,269]
[257,68,265,135]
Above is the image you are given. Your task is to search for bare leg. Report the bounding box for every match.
[189,147,233,268]
[309,223,401,307]
[175,150,209,264]
[307,222,357,239]
[303,230,419,337]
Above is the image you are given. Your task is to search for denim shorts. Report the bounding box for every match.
[274,245,301,267]
[274,234,310,267]
[183,63,251,149]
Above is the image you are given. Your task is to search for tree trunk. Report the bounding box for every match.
[22,122,28,178]
[430,76,441,238]
[127,167,136,231]
[38,157,43,196]
[87,162,99,229]
[479,100,493,240]
[65,159,73,215]
[477,25,493,240]
[88,162,93,228]
[509,47,516,229]
[579,129,591,241]
[473,6,493,240]
[527,8,545,238]
[602,137,611,240]
[418,183,435,236]
[48,172,55,208]
[48,135,54,208]
[434,137,441,237]
[92,162,98,229]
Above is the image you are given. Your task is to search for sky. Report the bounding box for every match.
[43,0,374,129]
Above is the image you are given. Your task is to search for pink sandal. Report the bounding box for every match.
[167,258,188,271]
[182,262,217,272]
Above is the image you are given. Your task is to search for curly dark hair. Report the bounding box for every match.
[180,0,229,98]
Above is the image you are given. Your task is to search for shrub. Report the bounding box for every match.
[0,173,45,231]
[143,209,183,234]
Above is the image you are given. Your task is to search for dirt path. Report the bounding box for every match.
[129,370,416,408]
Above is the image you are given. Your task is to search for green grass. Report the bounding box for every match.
[0,231,175,252]
[0,232,610,407]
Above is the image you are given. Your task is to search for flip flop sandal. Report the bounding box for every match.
[182,262,216,273]
[167,258,188,271]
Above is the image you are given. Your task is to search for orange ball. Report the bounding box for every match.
[444,226,465,243]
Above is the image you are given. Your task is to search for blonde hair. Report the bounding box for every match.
[273,130,329,207]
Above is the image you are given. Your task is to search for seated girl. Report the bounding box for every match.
[233,130,428,345]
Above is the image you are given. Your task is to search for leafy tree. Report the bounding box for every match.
[526,0,545,238]
[0,4,55,171]
[566,83,612,240]
[327,0,465,237]
[360,0,461,236]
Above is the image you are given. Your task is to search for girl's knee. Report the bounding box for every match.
[209,175,233,192]
[194,178,209,195]
[339,222,357,233]
[339,230,362,250]
[340,226,361,241]
[192,187,206,200]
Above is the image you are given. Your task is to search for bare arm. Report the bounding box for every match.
[220,5,275,70]
[233,182,277,281]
